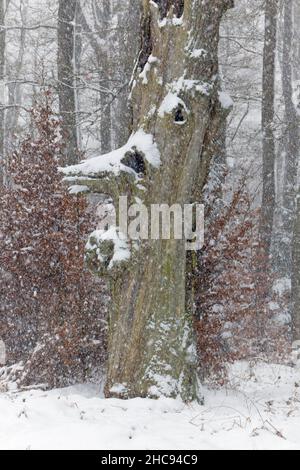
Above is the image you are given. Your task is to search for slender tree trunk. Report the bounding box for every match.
[292,192,300,342]
[260,0,278,259]
[91,0,112,153]
[74,2,82,150]
[291,0,300,344]
[57,0,78,165]
[6,15,27,146]
[293,0,300,81]
[275,0,299,278]
[78,1,114,153]
[113,0,141,148]
[100,0,112,154]
[64,0,233,401]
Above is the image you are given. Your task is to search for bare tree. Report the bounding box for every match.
[92,0,112,153]
[57,0,78,165]
[274,0,299,279]
[292,193,300,342]
[112,0,141,148]
[260,0,278,259]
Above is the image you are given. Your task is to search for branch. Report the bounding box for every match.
[61,130,161,197]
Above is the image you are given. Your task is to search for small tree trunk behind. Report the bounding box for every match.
[274,0,299,279]
[113,0,141,148]
[57,0,78,165]
[260,0,278,259]
[292,193,300,341]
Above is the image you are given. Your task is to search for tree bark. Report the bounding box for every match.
[57,0,78,165]
[91,0,112,154]
[113,0,141,148]
[292,192,300,342]
[293,0,300,81]
[260,0,278,260]
[290,0,300,344]
[274,0,299,279]
[64,0,233,401]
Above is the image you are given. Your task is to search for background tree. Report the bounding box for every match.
[260,0,278,260]
[292,192,300,342]
[272,0,299,283]
[57,0,78,165]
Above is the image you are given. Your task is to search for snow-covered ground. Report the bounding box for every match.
[0,362,300,450]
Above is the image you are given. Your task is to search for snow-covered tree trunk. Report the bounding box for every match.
[260,0,278,259]
[57,0,78,165]
[63,0,233,401]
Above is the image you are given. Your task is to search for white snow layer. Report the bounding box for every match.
[61,130,161,178]
[218,91,234,109]
[158,92,189,118]
[189,48,207,58]
[1,361,300,450]
[273,277,292,296]
[86,227,131,270]
[139,55,159,85]
[68,185,90,195]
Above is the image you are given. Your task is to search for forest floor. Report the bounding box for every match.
[0,361,299,450]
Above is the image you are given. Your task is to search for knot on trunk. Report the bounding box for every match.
[121,149,147,175]
[85,228,131,277]
[174,103,188,124]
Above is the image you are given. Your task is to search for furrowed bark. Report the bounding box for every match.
[57,0,78,165]
[292,192,300,342]
[274,0,299,279]
[260,0,278,260]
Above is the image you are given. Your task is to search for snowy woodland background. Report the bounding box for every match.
[0,0,300,450]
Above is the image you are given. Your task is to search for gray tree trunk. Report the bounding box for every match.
[274,0,299,279]
[293,0,300,81]
[6,15,26,147]
[260,0,278,259]
[292,192,300,341]
[77,1,114,153]
[113,0,141,148]
[57,0,78,165]
[74,2,82,150]
[64,0,233,401]
[291,0,300,345]
[91,0,112,154]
